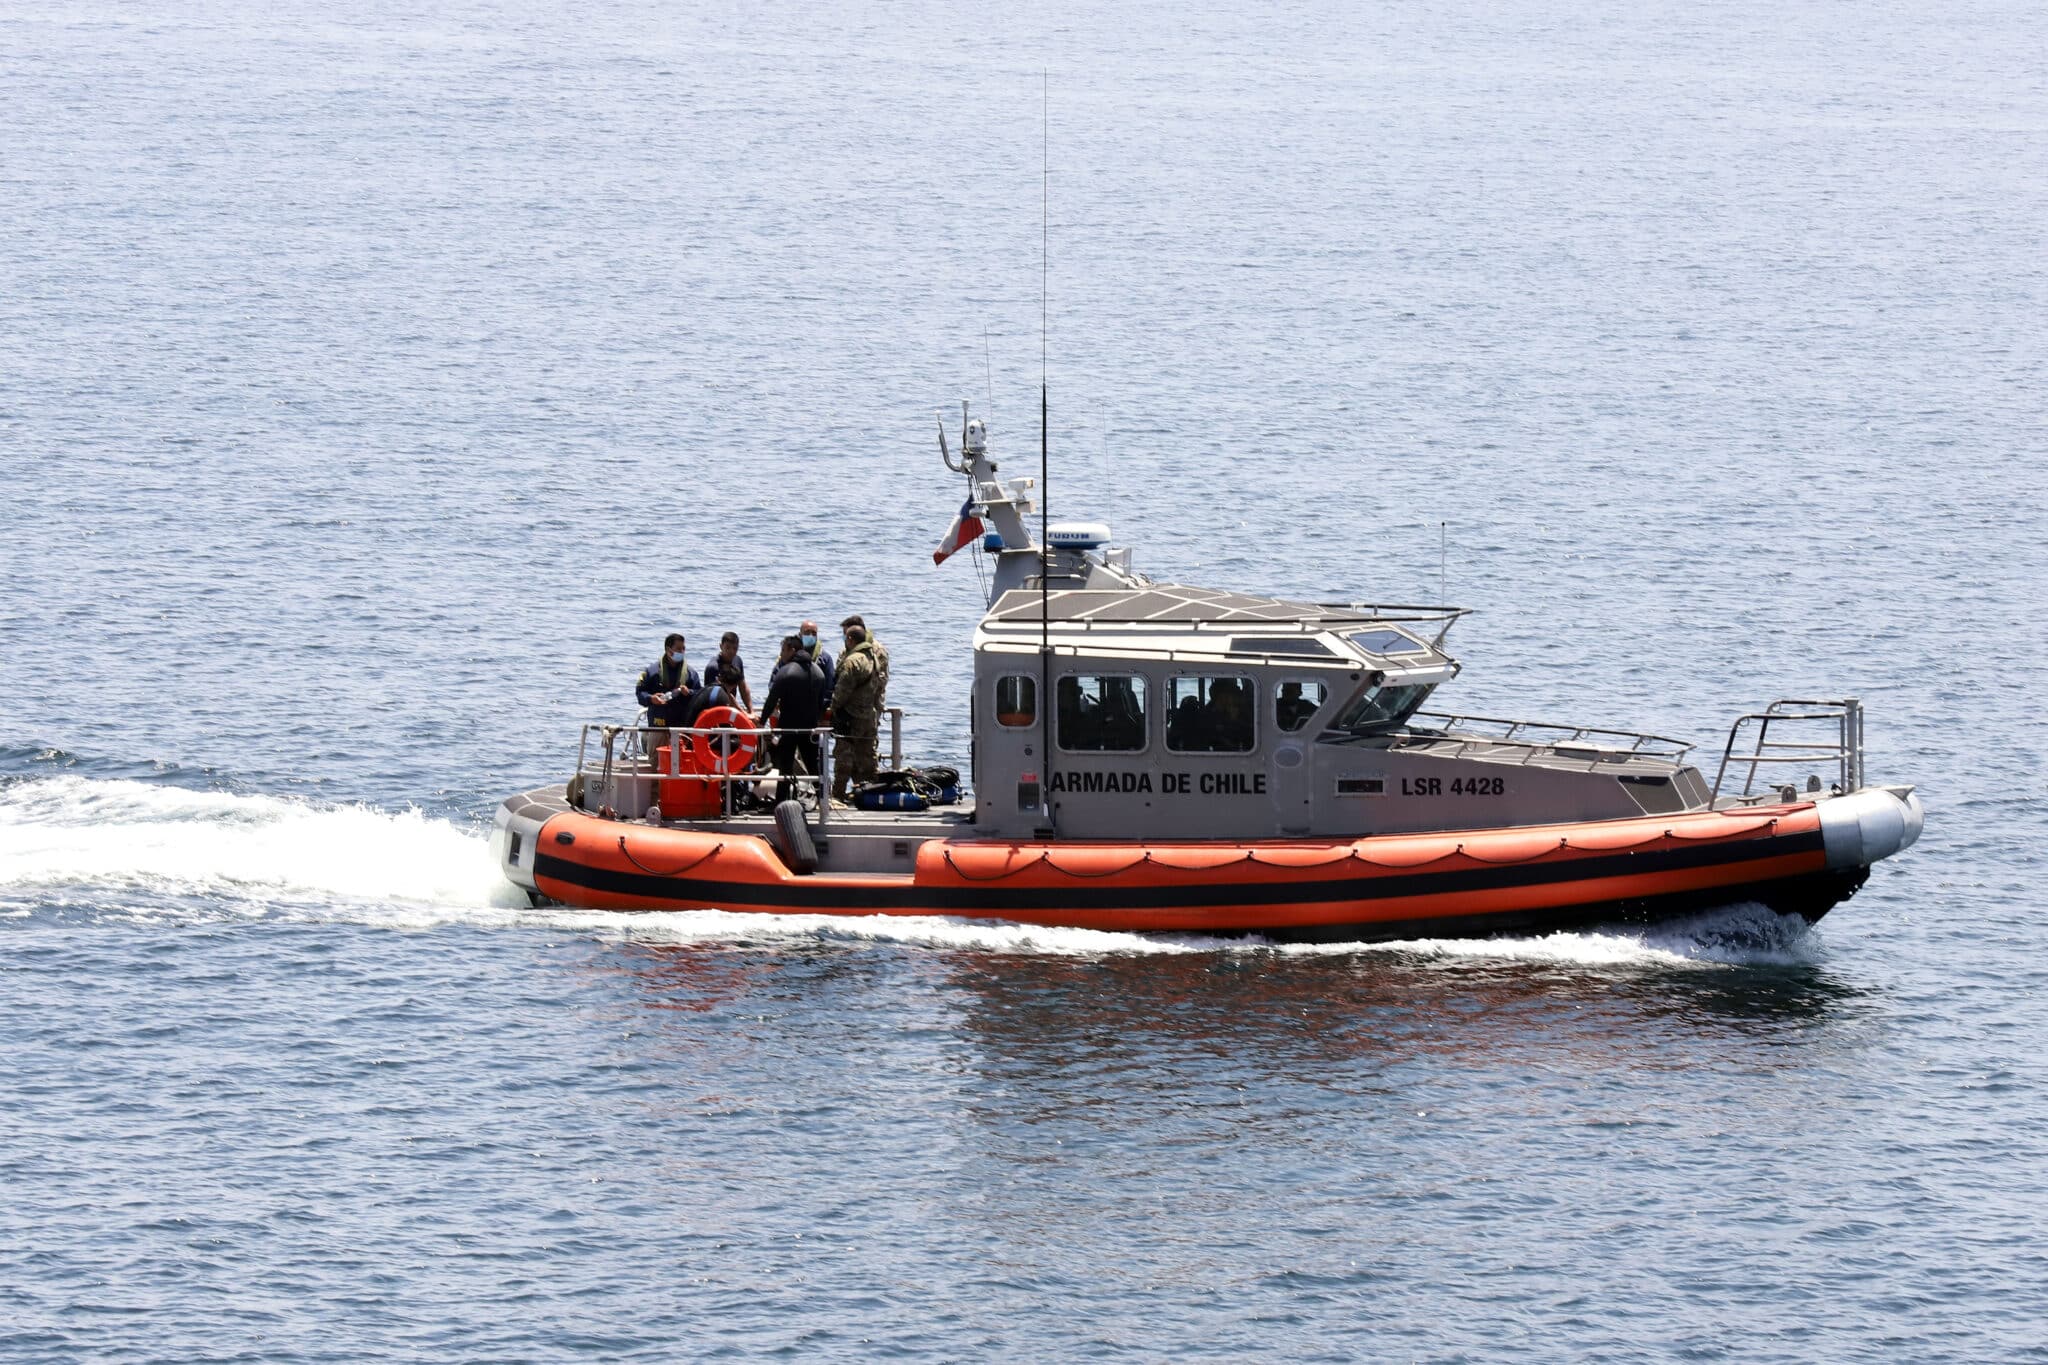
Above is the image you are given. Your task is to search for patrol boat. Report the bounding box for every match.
[491,407,1922,942]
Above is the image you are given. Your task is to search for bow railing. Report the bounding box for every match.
[1710,698,1864,802]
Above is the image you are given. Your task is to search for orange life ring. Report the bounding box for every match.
[692,706,761,774]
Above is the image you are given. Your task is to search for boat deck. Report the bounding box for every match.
[509,783,977,875]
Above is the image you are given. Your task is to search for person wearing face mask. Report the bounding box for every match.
[635,632,701,751]
[798,620,835,707]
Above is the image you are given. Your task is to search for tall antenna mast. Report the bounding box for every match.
[1038,70,1054,835]
[1040,72,1049,582]
[983,324,996,419]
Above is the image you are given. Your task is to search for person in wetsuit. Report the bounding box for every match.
[758,634,827,803]
[799,619,835,703]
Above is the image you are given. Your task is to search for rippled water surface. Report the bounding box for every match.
[4,1,2046,1359]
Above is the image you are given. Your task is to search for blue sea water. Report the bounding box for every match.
[4,0,2047,1358]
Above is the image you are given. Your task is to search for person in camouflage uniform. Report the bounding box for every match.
[829,614,889,802]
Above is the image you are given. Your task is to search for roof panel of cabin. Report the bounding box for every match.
[986,584,1343,625]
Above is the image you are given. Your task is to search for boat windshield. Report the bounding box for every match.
[1333,681,1435,734]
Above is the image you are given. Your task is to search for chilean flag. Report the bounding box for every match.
[933,498,986,565]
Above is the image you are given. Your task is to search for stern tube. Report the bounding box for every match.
[492,789,563,903]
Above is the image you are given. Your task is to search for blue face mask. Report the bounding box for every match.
[668,650,686,664]
[800,634,816,648]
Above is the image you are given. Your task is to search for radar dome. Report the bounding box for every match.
[1046,522,1112,550]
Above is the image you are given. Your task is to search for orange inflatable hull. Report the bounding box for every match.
[530,803,1861,941]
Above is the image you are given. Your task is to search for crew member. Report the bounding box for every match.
[799,619,835,704]
[706,631,753,711]
[679,675,739,729]
[759,634,826,803]
[828,615,890,802]
[1209,677,1252,751]
[1276,680,1319,731]
[635,633,700,755]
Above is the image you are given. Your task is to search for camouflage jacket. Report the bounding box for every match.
[830,638,890,722]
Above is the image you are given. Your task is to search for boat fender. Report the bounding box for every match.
[1818,787,1923,870]
[771,800,818,874]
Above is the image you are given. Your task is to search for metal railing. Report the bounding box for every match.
[575,722,833,825]
[1711,698,1864,802]
[1403,711,1695,763]
[570,708,909,825]
[1313,605,1470,649]
[982,606,1470,650]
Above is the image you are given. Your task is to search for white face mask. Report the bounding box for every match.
[668,650,686,664]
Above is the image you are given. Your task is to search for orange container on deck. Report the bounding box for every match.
[654,743,722,818]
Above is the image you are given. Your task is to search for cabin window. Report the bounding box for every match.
[995,675,1037,727]
[1274,679,1329,732]
[1056,675,1148,752]
[1228,636,1335,658]
[1165,675,1256,753]
[1349,628,1429,657]
[1334,681,1435,733]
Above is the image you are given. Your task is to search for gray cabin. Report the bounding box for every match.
[947,409,1711,842]
[969,571,1707,844]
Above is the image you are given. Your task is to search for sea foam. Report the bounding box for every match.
[0,774,1815,963]
[0,774,526,911]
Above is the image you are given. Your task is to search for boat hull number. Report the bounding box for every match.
[1403,776,1507,796]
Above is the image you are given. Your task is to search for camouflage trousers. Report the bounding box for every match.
[832,724,880,794]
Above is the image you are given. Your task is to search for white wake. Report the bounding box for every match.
[522,903,1818,967]
[0,775,1816,964]
[0,774,527,912]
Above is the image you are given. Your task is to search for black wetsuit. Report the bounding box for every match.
[759,649,826,800]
